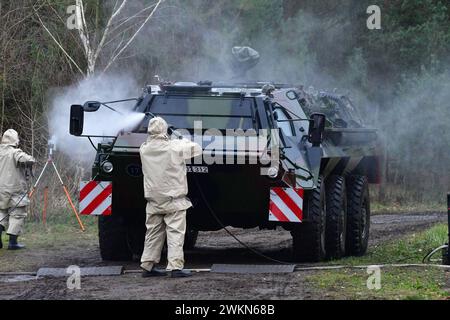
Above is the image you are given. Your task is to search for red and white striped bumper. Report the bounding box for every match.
[269,187,304,223]
[79,181,112,216]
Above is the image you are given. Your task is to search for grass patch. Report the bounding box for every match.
[369,185,446,214]
[371,201,445,214]
[308,268,448,300]
[0,212,98,272]
[0,211,98,248]
[307,224,450,300]
[22,214,98,247]
[329,223,448,266]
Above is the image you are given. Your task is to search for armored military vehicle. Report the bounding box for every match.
[69,81,380,262]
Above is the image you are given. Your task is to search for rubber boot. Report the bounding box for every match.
[8,234,26,250]
[142,267,167,278]
[170,269,192,278]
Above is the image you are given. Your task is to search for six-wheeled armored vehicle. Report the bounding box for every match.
[69,81,381,262]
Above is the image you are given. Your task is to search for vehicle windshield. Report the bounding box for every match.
[138,95,255,132]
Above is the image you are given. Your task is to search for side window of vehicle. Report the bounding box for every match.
[275,108,295,137]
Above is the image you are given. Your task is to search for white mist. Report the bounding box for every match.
[48,74,145,163]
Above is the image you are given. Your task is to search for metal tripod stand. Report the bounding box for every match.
[28,142,85,231]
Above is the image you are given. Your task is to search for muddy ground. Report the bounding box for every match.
[0,212,447,300]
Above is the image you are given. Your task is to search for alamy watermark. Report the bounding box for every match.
[66,265,81,290]
[66,4,82,30]
[67,2,382,30]
[366,265,381,290]
[67,3,382,31]
[171,121,281,177]
[367,5,382,30]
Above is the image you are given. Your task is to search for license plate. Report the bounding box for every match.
[187,166,209,173]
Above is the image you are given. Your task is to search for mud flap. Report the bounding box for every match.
[305,146,323,187]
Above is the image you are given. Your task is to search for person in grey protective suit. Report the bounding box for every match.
[0,129,35,250]
[140,117,202,278]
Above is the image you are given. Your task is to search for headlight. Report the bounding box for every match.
[101,161,114,173]
[267,167,279,178]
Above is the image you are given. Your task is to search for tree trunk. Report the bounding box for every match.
[1,62,5,134]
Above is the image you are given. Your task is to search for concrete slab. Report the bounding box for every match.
[211,264,295,274]
[37,266,123,278]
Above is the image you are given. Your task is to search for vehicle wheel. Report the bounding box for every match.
[98,215,132,261]
[291,177,326,262]
[126,220,146,261]
[325,175,347,259]
[184,229,199,250]
[345,175,370,256]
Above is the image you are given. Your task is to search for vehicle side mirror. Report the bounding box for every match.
[83,101,101,112]
[69,105,84,136]
[309,113,326,147]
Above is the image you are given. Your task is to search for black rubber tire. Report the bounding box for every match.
[126,220,146,261]
[325,175,347,259]
[345,175,370,256]
[291,177,327,262]
[184,229,199,250]
[98,215,132,261]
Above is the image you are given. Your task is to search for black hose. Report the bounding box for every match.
[192,175,294,265]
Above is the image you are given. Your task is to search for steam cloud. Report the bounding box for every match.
[46,1,449,199]
[48,74,145,163]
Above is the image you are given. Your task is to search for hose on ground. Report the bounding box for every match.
[193,176,450,267]
[193,176,293,265]
[422,244,448,264]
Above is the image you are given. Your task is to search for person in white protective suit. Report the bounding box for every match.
[140,117,202,278]
[0,129,35,250]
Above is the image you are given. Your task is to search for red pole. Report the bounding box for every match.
[43,187,48,227]
[63,185,85,232]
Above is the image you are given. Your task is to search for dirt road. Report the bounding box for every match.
[0,212,447,300]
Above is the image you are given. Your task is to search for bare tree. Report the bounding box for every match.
[34,0,166,77]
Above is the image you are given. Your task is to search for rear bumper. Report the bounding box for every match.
[83,154,306,229]
[79,179,305,228]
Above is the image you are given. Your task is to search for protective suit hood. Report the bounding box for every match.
[1,129,19,147]
[148,117,169,140]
